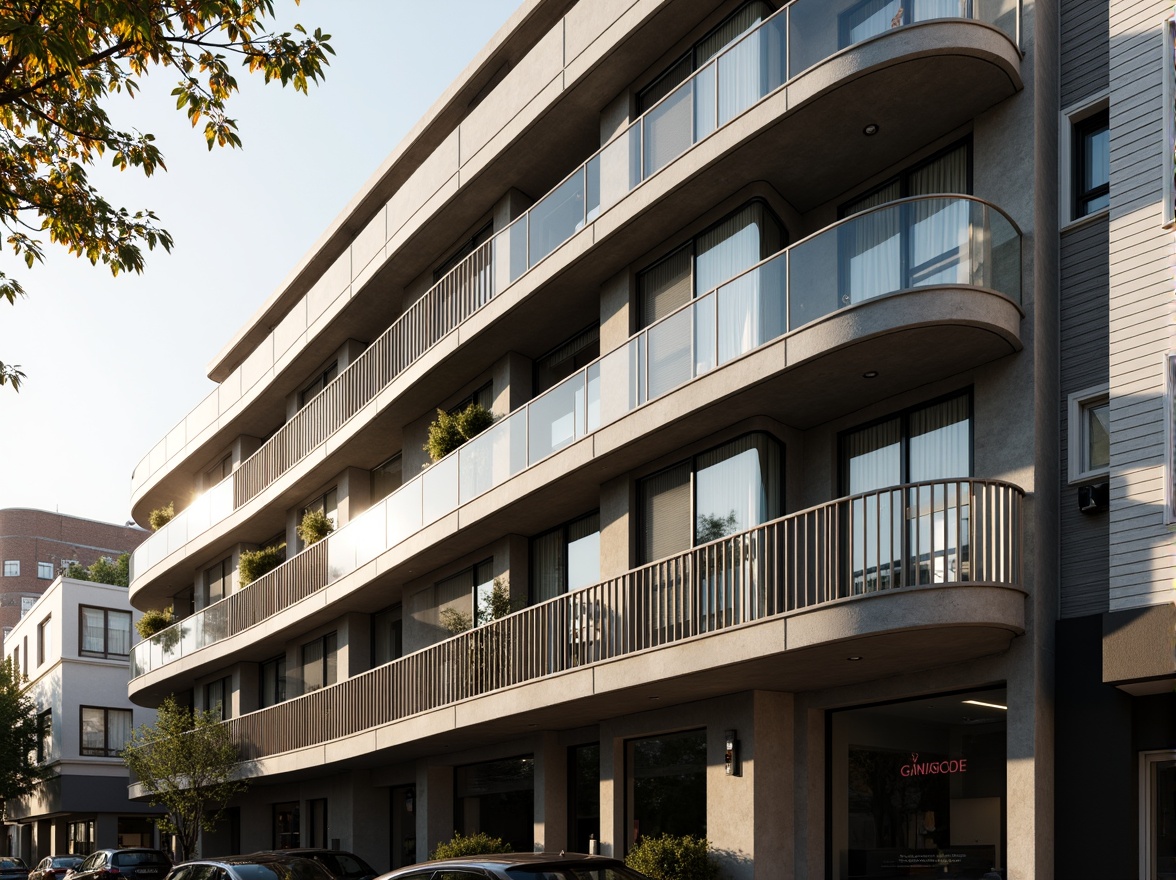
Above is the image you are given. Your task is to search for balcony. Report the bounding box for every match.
[128,194,1022,688]
[189,477,1023,766]
[129,0,1022,588]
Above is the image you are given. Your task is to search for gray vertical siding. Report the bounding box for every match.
[1107,0,1176,611]
[1062,0,1109,107]
[1059,216,1110,617]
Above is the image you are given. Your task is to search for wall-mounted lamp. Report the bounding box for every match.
[404,789,415,813]
[724,729,741,777]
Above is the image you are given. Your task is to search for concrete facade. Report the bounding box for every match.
[123,1,1173,878]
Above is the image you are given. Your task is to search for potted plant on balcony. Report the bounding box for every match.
[238,543,286,586]
[135,606,181,652]
[423,402,496,465]
[148,502,175,531]
[297,509,335,546]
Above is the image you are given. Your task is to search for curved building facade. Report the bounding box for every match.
[123,0,1175,876]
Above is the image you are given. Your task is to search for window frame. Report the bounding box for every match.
[204,675,232,720]
[1068,384,1111,485]
[36,709,51,763]
[1060,95,1110,228]
[299,360,340,409]
[77,605,133,659]
[529,511,602,603]
[1072,108,1110,219]
[300,632,338,693]
[36,562,53,580]
[78,705,133,757]
[3,560,18,577]
[1140,749,1176,880]
[260,654,287,708]
[37,616,49,666]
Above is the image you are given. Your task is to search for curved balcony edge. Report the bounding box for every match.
[127,11,1023,529]
[130,477,1023,713]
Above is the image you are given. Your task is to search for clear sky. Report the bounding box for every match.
[0,0,521,526]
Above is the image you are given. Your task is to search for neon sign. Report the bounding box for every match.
[899,752,968,777]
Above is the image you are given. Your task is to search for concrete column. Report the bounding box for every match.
[534,732,567,853]
[417,762,454,859]
[598,730,624,858]
[598,475,631,579]
[599,270,631,354]
[750,691,794,880]
[349,773,390,872]
[793,702,825,880]
[94,814,118,850]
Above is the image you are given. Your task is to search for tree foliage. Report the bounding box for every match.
[122,695,248,861]
[64,552,130,586]
[0,1,334,389]
[238,542,285,585]
[0,656,45,804]
[148,503,175,531]
[135,606,175,639]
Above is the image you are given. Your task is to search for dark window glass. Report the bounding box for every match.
[1074,109,1109,218]
[373,605,403,666]
[371,454,403,503]
[301,633,338,692]
[531,512,601,603]
[80,706,132,756]
[261,655,287,708]
[300,361,339,409]
[455,755,535,854]
[535,326,600,396]
[841,140,971,218]
[568,743,601,854]
[273,801,300,849]
[627,729,707,844]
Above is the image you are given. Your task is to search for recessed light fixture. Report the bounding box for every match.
[962,699,1008,711]
[863,123,880,136]
[863,370,879,379]
[847,655,863,661]
[649,695,661,701]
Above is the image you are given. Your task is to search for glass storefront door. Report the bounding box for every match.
[831,688,1007,879]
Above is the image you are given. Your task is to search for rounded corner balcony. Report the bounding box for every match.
[128,193,1023,700]
[135,478,1024,768]
[125,0,1023,549]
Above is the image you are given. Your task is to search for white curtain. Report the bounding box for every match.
[846,205,902,303]
[694,434,781,541]
[843,417,903,495]
[108,611,131,655]
[912,0,969,22]
[909,394,971,481]
[531,529,566,603]
[81,608,104,653]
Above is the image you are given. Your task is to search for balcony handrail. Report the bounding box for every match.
[129,194,1023,678]
[217,478,1023,762]
[130,1,1020,573]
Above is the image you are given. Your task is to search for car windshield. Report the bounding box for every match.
[52,861,82,869]
[0,860,27,869]
[114,854,169,868]
[505,869,649,880]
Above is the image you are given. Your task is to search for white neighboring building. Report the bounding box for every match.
[2,577,161,860]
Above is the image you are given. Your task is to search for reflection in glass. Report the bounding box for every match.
[627,729,707,843]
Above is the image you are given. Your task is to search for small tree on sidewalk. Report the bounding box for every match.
[0,657,44,807]
[122,696,248,860]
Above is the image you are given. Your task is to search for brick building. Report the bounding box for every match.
[0,509,148,631]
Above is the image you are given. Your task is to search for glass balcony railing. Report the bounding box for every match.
[131,0,1020,587]
[129,195,1021,679]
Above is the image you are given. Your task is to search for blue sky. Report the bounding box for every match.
[0,1,521,525]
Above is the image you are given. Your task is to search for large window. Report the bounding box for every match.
[68,819,95,855]
[1143,751,1176,880]
[840,393,972,589]
[568,743,601,855]
[535,326,600,396]
[273,801,299,849]
[300,361,339,409]
[204,676,231,720]
[531,512,601,603]
[3,560,18,577]
[80,706,132,756]
[301,633,338,692]
[79,606,132,658]
[627,729,707,848]
[202,557,232,608]
[37,562,52,580]
[36,616,49,666]
[371,453,403,504]
[36,709,51,763]
[639,433,782,563]
[454,755,535,854]
[830,688,1007,880]
[260,655,287,708]
[638,201,785,329]
[433,560,496,630]
[841,141,971,218]
[837,0,971,49]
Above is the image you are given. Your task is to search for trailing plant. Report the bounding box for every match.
[149,503,175,531]
[430,831,512,860]
[424,402,496,464]
[298,509,335,546]
[135,607,175,639]
[625,834,720,880]
[238,543,286,587]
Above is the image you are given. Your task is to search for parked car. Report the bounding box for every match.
[256,851,376,880]
[29,856,82,880]
[164,854,336,880]
[374,853,651,880]
[0,857,29,880]
[69,849,172,880]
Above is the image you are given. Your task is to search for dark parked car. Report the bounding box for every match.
[257,851,376,880]
[375,853,651,880]
[165,854,336,880]
[29,856,82,880]
[0,857,29,880]
[69,849,172,880]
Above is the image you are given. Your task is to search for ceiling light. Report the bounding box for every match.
[962,699,1007,711]
[862,370,879,379]
[863,123,880,136]
[847,655,863,661]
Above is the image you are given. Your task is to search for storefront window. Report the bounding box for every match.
[626,729,707,848]
[1143,751,1176,880]
[831,688,1007,880]
[455,755,535,853]
[568,743,601,854]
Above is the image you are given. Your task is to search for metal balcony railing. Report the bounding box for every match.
[219,478,1022,761]
[130,0,1020,584]
[128,194,1023,678]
